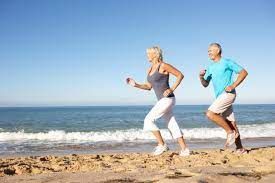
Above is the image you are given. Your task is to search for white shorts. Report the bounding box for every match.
[208,92,236,122]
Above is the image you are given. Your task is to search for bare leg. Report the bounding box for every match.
[152,130,165,145]
[206,110,233,133]
[225,120,244,149]
[177,136,187,149]
[230,121,240,138]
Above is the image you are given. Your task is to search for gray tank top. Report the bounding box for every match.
[147,63,175,100]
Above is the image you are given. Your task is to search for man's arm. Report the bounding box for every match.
[200,76,210,87]
[232,69,248,88]
[225,69,248,92]
[199,70,210,87]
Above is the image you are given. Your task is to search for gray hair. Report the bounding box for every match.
[146,46,163,61]
[209,43,222,55]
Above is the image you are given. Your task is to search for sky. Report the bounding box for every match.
[0,0,274,106]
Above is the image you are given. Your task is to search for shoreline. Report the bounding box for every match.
[0,146,275,182]
[1,136,275,158]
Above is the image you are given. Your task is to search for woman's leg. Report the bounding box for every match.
[152,131,165,145]
[177,137,188,150]
[162,98,188,150]
[143,98,174,145]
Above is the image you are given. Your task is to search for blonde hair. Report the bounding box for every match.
[146,46,163,61]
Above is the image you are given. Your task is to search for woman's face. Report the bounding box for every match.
[147,51,156,62]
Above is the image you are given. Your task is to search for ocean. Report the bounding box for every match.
[0,104,275,156]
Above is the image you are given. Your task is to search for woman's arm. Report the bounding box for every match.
[126,78,152,90]
[126,68,152,90]
[161,63,184,96]
[135,82,152,90]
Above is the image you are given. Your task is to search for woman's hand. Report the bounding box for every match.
[126,78,136,87]
[163,88,173,97]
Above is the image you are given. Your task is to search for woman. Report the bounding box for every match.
[126,46,190,156]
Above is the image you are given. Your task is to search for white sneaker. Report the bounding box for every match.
[225,131,236,147]
[152,144,169,156]
[179,148,190,157]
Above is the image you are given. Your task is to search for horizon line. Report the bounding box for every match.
[0,103,274,108]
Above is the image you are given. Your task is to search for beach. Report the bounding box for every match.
[0,146,275,182]
[1,0,275,181]
[0,105,275,182]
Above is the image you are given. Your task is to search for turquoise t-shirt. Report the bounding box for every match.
[204,58,243,98]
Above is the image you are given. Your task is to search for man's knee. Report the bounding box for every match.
[206,110,215,120]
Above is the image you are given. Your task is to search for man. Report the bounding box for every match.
[199,43,248,153]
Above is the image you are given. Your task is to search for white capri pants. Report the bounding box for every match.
[143,97,183,139]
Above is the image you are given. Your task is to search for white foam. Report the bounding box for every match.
[0,123,274,142]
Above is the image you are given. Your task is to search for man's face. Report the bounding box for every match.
[208,45,220,60]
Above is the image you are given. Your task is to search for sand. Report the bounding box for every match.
[0,146,275,183]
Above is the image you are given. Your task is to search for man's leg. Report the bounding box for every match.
[207,93,237,147]
[222,106,244,150]
[225,119,243,149]
[206,110,233,133]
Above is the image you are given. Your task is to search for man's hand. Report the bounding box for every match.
[199,69,210,87]
[226,69,248,92]
[199,69,206,77]
[225,85,235,92]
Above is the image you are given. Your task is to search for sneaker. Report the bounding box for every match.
[179,148,190,157]
[235,148,248,155]
[152,144,169,156]
[225,131,236,147]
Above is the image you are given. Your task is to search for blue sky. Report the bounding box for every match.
[0,0,274,106]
